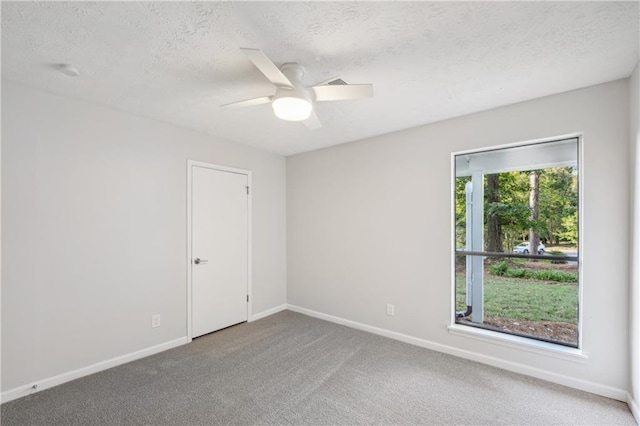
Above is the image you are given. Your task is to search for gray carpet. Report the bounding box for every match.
[1,310,635,425]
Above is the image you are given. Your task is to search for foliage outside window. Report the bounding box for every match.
[454,138,579,347]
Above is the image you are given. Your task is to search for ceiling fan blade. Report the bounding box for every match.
[312,84,373,101]
[241,48,293,88]
[220,96,272,109]
[303,109,322,130]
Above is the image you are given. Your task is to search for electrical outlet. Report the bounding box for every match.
[151,314,161,328]
[386,304,395,316]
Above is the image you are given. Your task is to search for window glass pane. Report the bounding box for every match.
[454,139,579,347]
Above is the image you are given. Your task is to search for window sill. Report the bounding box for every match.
[447,324,588,364]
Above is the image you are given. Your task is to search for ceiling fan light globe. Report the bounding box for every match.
[272,96,312,122]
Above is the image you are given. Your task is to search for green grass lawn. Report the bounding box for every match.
[455,274,578,323]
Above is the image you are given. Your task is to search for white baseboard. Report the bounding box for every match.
[249,304,287,322]
[286,304,628,402]
[1,336,189,404]
[628,393,639,424]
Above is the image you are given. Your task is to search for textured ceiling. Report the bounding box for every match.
[2,2,639,156]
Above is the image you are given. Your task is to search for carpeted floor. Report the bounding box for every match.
[1,310,635,425]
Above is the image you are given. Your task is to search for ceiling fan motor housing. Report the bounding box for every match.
[272,63,312,121]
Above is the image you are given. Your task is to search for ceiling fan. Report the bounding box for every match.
[221,48,373,129]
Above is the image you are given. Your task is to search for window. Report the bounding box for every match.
[454,138,580,347]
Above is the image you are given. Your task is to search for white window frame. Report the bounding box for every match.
[449,133,585,360]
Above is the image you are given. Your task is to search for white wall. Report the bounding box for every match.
[288,79,630,398]
[629,61,639,418]
[1,81,287,393]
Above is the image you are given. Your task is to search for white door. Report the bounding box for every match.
[191,165,248,338]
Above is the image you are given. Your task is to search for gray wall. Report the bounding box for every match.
[287,79,630,397]
[630,62,639,414]
[1,81,287,392]
[2,73,636,406]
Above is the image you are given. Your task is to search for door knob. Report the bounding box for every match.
[194,258,208,265]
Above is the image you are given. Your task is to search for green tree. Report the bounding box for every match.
[486,174,503,252]
[487,171,531,251]
[538,167,577,244]
[455,167,578,252]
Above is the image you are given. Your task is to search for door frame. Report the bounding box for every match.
[186,160,252,341]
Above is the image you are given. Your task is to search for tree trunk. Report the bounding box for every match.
[486,174,503,252]
[529,171,540,257]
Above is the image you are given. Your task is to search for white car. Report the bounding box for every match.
[513,242,545,255]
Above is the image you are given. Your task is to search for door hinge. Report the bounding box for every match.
[246,186,250,195]
[247,295,249,302]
